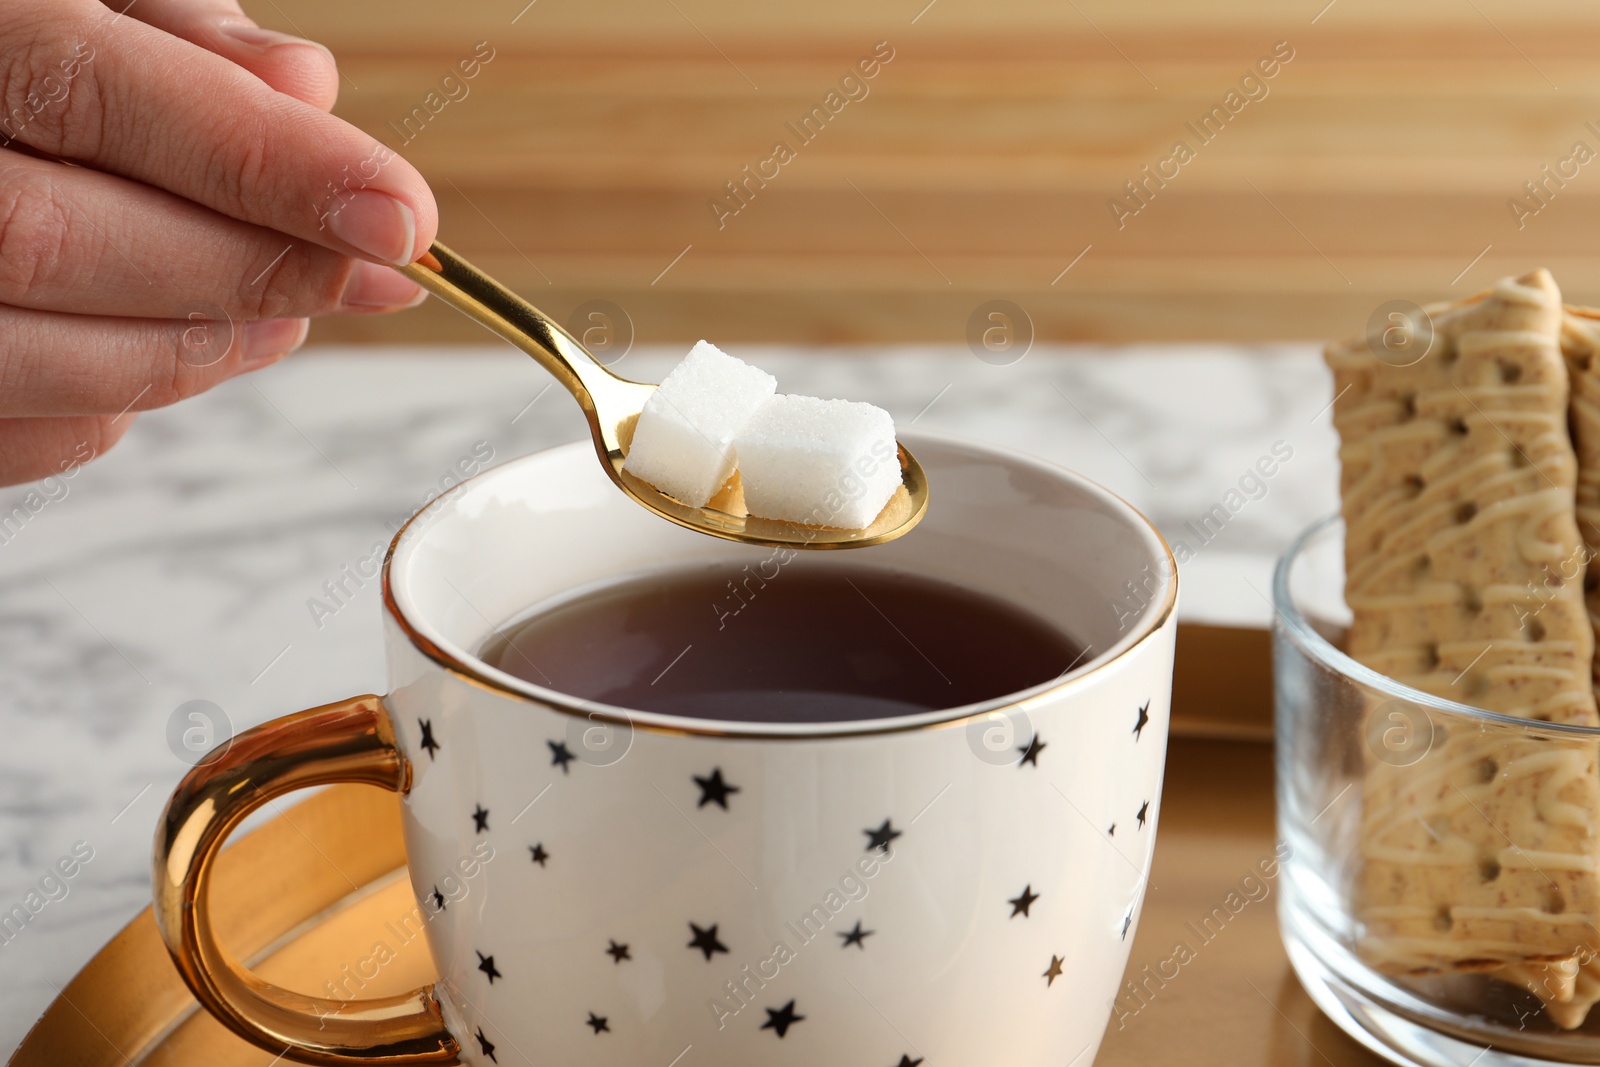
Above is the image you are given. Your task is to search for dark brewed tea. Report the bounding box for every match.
[480,563,1083,723]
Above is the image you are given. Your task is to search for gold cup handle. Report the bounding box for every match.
[152,694,459,1065]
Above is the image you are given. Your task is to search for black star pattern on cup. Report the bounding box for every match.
[475,1027,496,1063]
[1108,823,1116,837]
[472,805,490,834]
[864,819,902,853]
[895,1057,925,1067]
[430,886,446,912]
[606,939,631,963]
[586,1012,610,1034]
[761,999,804,1038]
[1044,955,1065,987]
[1008,884,1040,918]
[529,843,549,867]
[839,920,873,949]
[688,922,729,960]
[418,718,439,759]
[1137,800,1150,829]
[477,951,502,983]
[1017,734,1046,767]
[1122,912,1133,940]
[694,768,740,810]
[548,739,575,775]
[1133,700,1150,741]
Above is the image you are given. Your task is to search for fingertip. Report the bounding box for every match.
[407,189,440,263]
[360,145,439,263]
[324,191,416,266]
[240,317,310,370]
[98,410,137,452]
[339,261,427,311]
[213,22,340,111]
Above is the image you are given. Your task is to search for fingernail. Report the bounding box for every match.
[216,22,335,63]
[341,261,426,310]
[241,318,310,369]
[326,191,416,266]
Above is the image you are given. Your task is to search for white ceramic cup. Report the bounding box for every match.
[153,430,1178,1066]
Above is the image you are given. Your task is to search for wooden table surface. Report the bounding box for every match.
[243,0,1600,345]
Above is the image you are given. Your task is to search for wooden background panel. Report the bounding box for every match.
[245,0,1600,343]
[253,0,1600,38]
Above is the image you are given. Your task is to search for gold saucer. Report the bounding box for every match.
[8,786,433,1066]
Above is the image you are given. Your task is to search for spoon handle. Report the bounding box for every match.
[397,241,626,409]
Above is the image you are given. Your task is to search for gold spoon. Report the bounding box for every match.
[399,241,927,549]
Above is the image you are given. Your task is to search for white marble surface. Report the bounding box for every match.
[0,342,1339,1050]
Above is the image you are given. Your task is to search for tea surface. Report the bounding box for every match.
[480,563,1082,723]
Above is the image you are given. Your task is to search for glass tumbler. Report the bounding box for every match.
[1276,515,1600,1065]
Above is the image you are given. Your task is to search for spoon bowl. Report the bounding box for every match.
[399,242,927,548]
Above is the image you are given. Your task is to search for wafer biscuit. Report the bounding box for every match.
[1547,960,1600,1030]
[1498,957,1579,1006]
[1329,270,1600,973]
[1562,307,1600,690]
[1497,954,1600,1030]
[1494,309,1600,1028]
[1493,956,1600,1029]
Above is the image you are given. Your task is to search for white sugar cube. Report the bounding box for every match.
[735,394,902,529]
[623,341,776,507]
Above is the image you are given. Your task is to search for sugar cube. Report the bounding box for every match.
[735,394,902,529]
[623,341,776,507]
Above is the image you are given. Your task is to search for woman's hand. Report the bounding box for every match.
[0,0,439,485]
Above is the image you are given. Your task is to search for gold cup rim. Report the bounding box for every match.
[381,431,1178,741]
